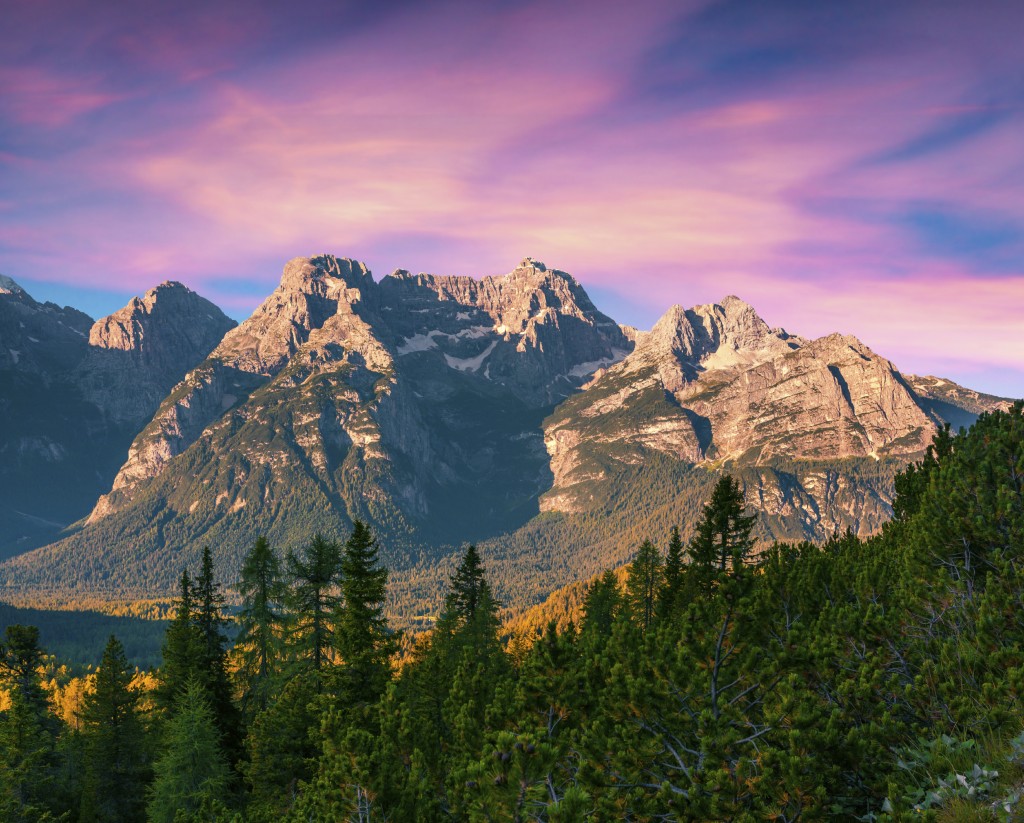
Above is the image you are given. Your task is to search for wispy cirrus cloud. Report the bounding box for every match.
[0,0,1022,395]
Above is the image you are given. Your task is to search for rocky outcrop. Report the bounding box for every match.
[540,296,1009,522]
[379,257,631,406]
[89,255,381,520]
[78,281,236,426]
[0,275,234,552]
[91,256,632,522]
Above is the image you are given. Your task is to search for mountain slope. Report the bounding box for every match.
[0,275,235,556]
[0,262,1010,624]
[3,256,630,598]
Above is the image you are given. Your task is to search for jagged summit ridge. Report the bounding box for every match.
[0,273,26,295]
[0,254,1012,610]
[540,291,1007,523]
[88,254,631,523]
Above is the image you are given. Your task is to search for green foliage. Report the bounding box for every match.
[624,539,662,634]
[78,635,150,823]
[333,520,398,706]
[285,532,342,675]
[7,404,1024,821]
[0,625,61,822]
[147,678,232,823]
[233,535,286,717]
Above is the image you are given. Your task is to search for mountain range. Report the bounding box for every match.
[0,257,1010,623]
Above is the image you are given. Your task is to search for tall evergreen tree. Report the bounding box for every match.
[625,540,662,634]
[581,570,622,641]
[335,520,398,706]
[0,625,59,823]
[686,474,757,594]
[445,544,490,623]
[193,547,241,760]
[147,679,232,823]
[79,635,149,823]
[286,532,342,675]
[234,535,286,716]
[156,569,198,713]
[659,525,685,617]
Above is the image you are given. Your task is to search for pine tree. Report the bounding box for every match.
[156,569,199,713]
[686,474,757,595]
[243,673,321,816]
[334,520,397,706]
[445,544,490,623]
[193,547,241,760]
[286,532,342,676]
[581,570,621,641]
[625,539,662,634]
[234,535,286,717]
[79,635,149,823]
[659,525,685,618]
[147,679,232,823]
[0,625,60,823]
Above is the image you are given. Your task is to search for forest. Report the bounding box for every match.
[1,403,1023,821]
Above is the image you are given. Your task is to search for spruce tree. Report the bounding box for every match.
[335,520,397,705]
[445,544,490,622]
[193,547,241,759]
[286,532,342,675]
[235,535,286,716]
[625,540,662,634]
[79,635,149,823]
[0,625,59,823]
[147,678,232,823]
[156,569,198,713]
[581,570,621,641]
[686,474,757,594]
[659,525,685,618]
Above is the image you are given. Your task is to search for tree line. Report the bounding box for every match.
[2,403,1024,820]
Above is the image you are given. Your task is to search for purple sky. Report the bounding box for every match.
[2,0,1022,396]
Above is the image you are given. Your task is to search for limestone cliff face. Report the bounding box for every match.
[540,296,1009,534]
[79,281,236,426]
[89,255,382,520]
[379,257,631,406]
[90,255,632,525]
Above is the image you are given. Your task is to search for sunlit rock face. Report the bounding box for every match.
[540,295,1008,529]
[2,255,1010,600]
[89,256,632,532]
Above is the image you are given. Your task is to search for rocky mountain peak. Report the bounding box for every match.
[0,274,26,295]
[214,255,378,376]
[630,296,796,390]
[88,281,233,353]
[79,282,236,426]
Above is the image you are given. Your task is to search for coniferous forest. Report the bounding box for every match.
[2,404,1024,821]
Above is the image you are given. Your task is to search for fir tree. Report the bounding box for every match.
[686,474,757,594]
[335,520,397,706]
[625,539,662,634]
[156,569,199,713]
[78,635,149,823]
[580,570,621,640]
[193,546,241,759]
[445,544,491,623]
[0,626,59,823]
[147,679,232,823]
[286,532,342,675]
[234,535,286,716]
[659,525,685,618]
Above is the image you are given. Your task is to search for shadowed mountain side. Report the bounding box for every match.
[0,277,235,556]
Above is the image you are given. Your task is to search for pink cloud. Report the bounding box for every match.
[0,67,125,128]
[2,0,1022,395]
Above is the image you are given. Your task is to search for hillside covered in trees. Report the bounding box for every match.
[2,404,1024,821]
